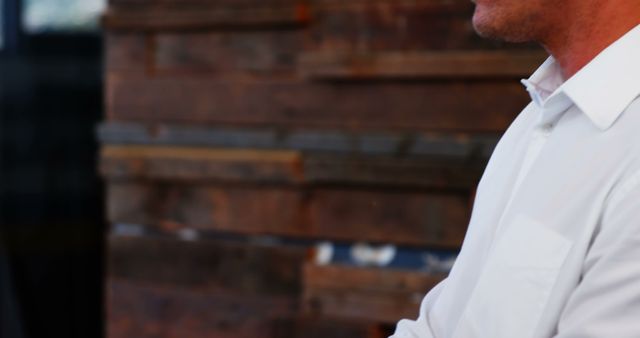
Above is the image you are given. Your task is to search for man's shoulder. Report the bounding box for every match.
[601,96,640,200]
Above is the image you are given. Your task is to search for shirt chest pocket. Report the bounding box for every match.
[453,214,573,338]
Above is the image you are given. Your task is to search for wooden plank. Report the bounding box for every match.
[152,31,302,77]
[106,77,527,132]
[99,144,488,188]
[105,31,302,78]
[97,123,500,157]
[299,51,548,79]
[107,279,297,338]
[105,33,150,73]
[304,264,444,291]
[302,264,444,323]
[107,0,458,5]
[303,153,487,189]
[306,0,535,52]
[106,183,470,247]
[102,5,310,31]
[308,188,469,247]
[108,236,306,295]
[100,145,304,183]
[98,123,280,148]
[106,183,303,236]
[108,0,301,7]
[276,317,387,338]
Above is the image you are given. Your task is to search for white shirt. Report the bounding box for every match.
[391,24,640,338]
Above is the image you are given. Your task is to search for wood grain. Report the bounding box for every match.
[303,264,444,323]
[103,5,310,31]
[97,123,500,157]
[100,145,304,183]
[152,32,302,77]
[106,183,470,247]
[306,0,536,52]
[109,236,307,295]
[299,51,548,79]
[106,76,527,132]
[107,279,297,338]
[277,317,387,338]
[99,143,488,189]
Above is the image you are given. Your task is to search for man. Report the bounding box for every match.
[391,0,640,337]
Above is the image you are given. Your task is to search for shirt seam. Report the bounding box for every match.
[603,168,640,213]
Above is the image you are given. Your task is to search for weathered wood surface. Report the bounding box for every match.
[107,183,470,248]
[303,264,444,323]
[101,0,534,335]
[107,236,400,337]
[99,144,489,188]
[303,153,486,189]
[106,31,302,78]
[100,146,305,184]
[107,33,543,79]
[108,0,299,4]
[299,51,548,79]
[103,2,310,31]
[307,0,533,52]
[109,236,307,295]
[108,278,391,338]
[106,76,527,132]
[277,317,388,338]
[105,33,149,74]
[107,279,297,338]
[155,32,302,76]
[102,0,537,54]
[97,123,500,156]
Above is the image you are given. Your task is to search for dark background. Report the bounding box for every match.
[0,0,104,337]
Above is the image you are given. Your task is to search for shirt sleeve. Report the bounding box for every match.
[554,176,640,337]
[389,278,447,338]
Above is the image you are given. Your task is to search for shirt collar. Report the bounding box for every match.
[521,57,565,107]
[521,24,640,131]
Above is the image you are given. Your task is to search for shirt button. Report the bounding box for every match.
[541,123,554,132]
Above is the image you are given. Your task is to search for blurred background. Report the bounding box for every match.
[0,0,543,337]
[1,0,104,337]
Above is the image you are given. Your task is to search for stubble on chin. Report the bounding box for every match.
[471,7,498,39]
[471,3,540,43]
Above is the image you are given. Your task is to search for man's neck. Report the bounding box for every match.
[540,1,640,79]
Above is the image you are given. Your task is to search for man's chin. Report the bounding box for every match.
[471,12,497,38]
[471,5,537,42]
[472,15,527,42]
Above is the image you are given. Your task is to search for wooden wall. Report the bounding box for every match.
[100,0,544,337]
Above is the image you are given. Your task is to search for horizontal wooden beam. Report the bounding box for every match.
[154,31,302,76]
[99,145,488,189]
[97,123,500,156]
[282,317,388,338]
[106,182,470,247]
[106,0,462,6]
[300,51,548,79]
[102,145,300,162]
[102,5,310,31]
[108,278,390,338]
[107,279,297,338]
[305,0,536,52]
[106,77,526,132]
[100,145,304,183]
[109,236,307,294]
[303,264,444,323]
